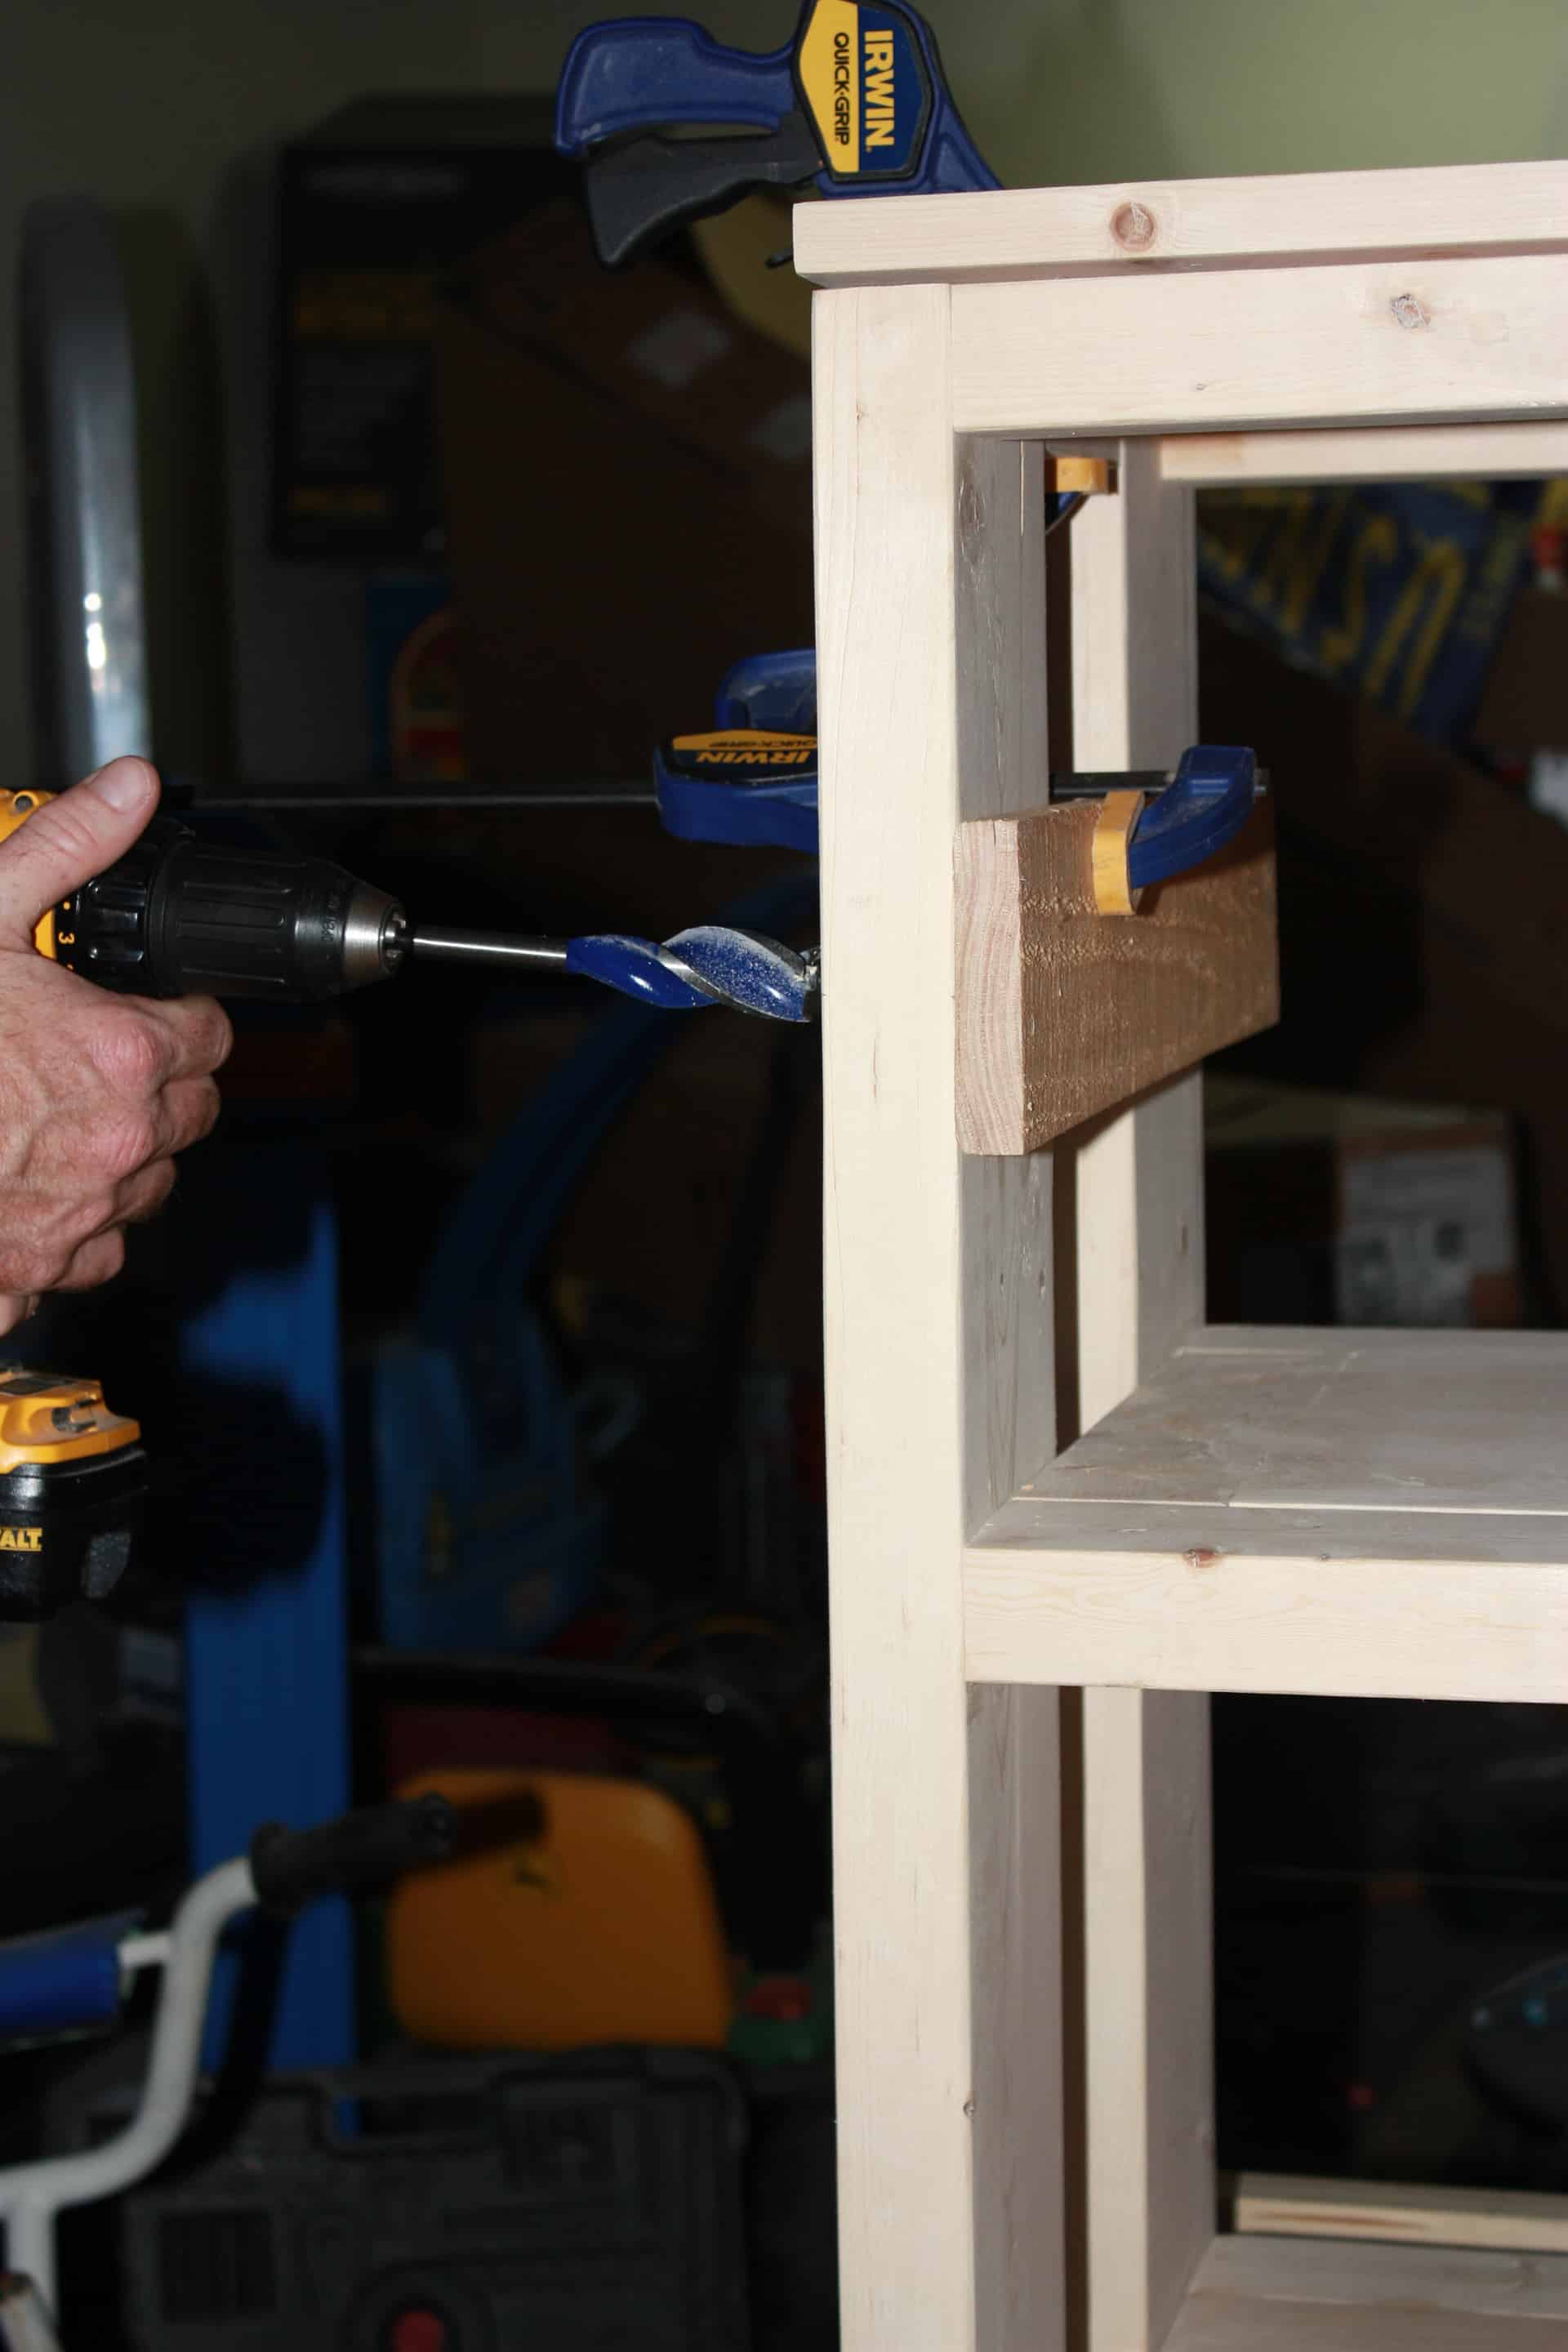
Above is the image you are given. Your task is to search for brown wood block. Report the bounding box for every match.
[955,796,1279,1154]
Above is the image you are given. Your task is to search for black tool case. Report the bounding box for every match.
[119,2048,751,2349]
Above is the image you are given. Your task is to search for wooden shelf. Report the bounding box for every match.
[804,162,1568,2352]
[965,1328,1568,1701]
[1165,2236,1568,2348]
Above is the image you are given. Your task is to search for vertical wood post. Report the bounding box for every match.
[1071,441,1216,2352]
[816,280,1063,2352]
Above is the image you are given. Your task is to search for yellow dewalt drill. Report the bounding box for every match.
[0,788,411,1618]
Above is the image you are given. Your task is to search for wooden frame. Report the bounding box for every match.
[801,163,1568,2352]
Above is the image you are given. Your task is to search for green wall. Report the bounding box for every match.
[940,0,1568,185]
[3,0,1566,773]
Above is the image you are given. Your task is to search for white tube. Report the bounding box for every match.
[116,1931,172,1978]
[0,1855,256,2319]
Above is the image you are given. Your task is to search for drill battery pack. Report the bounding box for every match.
[115,2050,751,2349]
[0,1370,146,1619]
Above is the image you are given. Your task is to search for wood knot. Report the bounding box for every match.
[1111,200,1156,252]
[1390,292,1429,330]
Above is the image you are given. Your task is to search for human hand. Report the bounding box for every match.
[0,759,233,1335]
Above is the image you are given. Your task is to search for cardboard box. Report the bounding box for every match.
[1206,1076,1521,1329]
[274,95,569,564]
[1200,614,1568,1315]
[1200,612,1568,1081]
[434,202,815,784]
[1474,583,1568,755]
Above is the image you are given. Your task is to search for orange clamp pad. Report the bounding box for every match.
[1091,789,1147,915]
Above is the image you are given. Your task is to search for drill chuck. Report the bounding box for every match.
[54,817,409,1002]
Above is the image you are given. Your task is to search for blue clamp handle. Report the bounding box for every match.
[654,647,821,855]
[555,4,998,198]
[657,649,1259,886]
[1125,745,1258,890]
[713,647,817,733]
[657,764,820,857]
[556,19,795,150]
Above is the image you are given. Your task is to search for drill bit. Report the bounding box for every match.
[409,923,818,1021]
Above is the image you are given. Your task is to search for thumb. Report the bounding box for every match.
[0,759,160,943]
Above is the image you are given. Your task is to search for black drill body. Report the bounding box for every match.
[55,816,409,1001]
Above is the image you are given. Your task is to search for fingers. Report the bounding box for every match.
[0,760,160,944]
[114,1155,178,1229]
[6,1153,180,1303]
[149,995,233,1085]
[154,1076,221,1160]
[59,1149,186,1284]
[91,1000,230,1101]
[51,1229,127,1294]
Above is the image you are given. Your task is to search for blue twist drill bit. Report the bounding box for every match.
[411,922,818,1022]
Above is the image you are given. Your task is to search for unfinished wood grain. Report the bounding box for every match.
[967,1327,1568,1698]
[1084,1689,1214,2350]
[1013,1327,1568,1517]
[808,158,1568,2352]
[969,1679,1062,2352]
[1233,2173,1568,2259]
[951,254,1568,438]
[956,435,1063,2352]
[966,1498,1568,1702]
[793,160,1568,287]
[957,438,1057,1524]
[1159,419,1568,487]
[1069,443,1215,2352]
[1165,2234,1568,2346]
[956,792,1276,1152]
[816,289,1062,2352]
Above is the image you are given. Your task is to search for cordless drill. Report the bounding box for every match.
[0,793,412,1622]
[0,783,824,1619]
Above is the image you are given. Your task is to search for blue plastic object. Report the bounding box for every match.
[712,647,817,733]
[183,1143,353,2075]
[1125,745,1258,890]
[0,1912,138,2046]
[373,875,817,1655]
[555,4,998,198]
[566,933,716,1010]
[655,648,820,856]
[372,1004,670,1659]
[657,764,820,858]
[565,924,816,1018]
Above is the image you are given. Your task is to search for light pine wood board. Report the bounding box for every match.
[1010,1328,1568,1517]
[1165,2234,1568,2347]
[1233,2174,1568,2259]
[793,161,1568,287]
[950,255,1568,439]
[1158,420,1568,487]
[969,1321,1568,1700]
[1069,445,1215,2352]
[955,796,1277,1153]
[816,286,1062,2352]
[957,437,1062,2352]
[965,1500,1568,1702]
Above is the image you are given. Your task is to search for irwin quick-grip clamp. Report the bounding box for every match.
[555,2,999,267]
